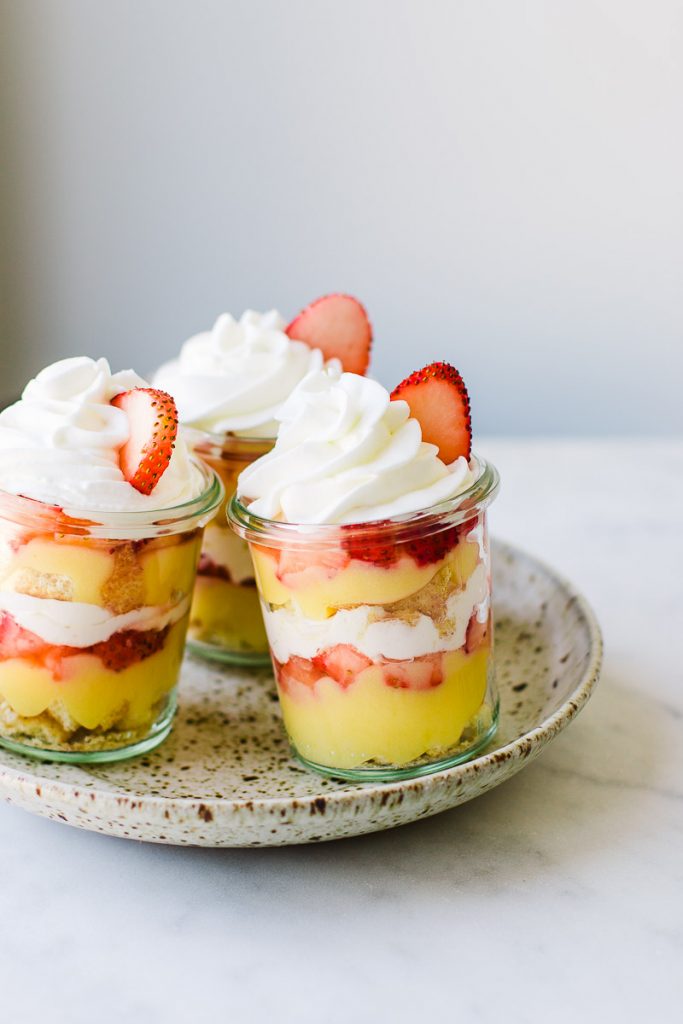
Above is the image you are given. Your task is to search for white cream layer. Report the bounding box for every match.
[201,524,255,584]
[0,591,190,648]
[262,563,488,663]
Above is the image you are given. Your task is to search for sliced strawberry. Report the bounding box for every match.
[391,362,471,463]
[404,525,461,566]
[285,294,372,375]
[313,644,372,688]
[111,388,178,495]
[465,610,491,653]
[340,532,399,568]
[0,612,49,659]
[274,655,323,693]
[382,653,443,690]
[90,626,170,671]
[277,546,350,588]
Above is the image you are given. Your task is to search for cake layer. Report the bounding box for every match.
[0,532,201,611]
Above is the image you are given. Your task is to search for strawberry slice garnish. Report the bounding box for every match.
[111,388,178,495]
[391,361,472,463]
[285,294,372,375]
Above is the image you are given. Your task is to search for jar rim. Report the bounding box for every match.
[0,458,224,537]
[184,425,276,449]
[228,453,500,548]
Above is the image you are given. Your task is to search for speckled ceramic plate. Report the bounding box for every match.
[0,540,601,846]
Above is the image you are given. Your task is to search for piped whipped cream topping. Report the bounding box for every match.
[154,310,339,437]
[238,369,476,525]
[0,357,204,514]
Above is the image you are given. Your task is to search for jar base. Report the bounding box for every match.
[0,697,176,765]
[290,702,499,783]
[187,638,271,668]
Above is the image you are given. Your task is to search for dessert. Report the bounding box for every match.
[229,363,499,780]
[0,357,222,762]
[154,295,372,664]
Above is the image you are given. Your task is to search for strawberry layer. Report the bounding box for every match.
[0,619,187,730]
[0,609,179,680]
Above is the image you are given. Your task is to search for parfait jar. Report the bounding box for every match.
[187,432,274,664]
[0,461,222,763]
[229,456,500,781]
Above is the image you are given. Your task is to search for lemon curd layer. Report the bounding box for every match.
[0,619,187,732]
[278,647,490,769]
[0,533,201,609]
[251,539,480,620]
[189,576,268,652]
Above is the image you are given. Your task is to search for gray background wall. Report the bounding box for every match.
[1,0,681,434]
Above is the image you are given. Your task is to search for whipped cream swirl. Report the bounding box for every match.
[154,310,338,437]
[0,357,205,514]
[238,369,476,525]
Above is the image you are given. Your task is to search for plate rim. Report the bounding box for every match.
[0,538,603,819]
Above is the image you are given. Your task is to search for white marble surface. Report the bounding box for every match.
[1,439,681,1024]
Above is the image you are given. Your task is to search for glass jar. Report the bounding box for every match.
[229,455,500,781]
[0,461,222,763]
[188,432,274,665]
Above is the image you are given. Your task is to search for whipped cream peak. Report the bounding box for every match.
[0,356,205,515]
[237,369,476,525]
[154,309,340,437]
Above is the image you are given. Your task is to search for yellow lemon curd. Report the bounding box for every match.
[189,575,267,653]
[279,648,491,770]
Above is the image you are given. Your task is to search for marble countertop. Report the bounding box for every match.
[1,438,681,1024]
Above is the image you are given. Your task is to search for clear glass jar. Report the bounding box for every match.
[0,461,222,763]
[229,455,500,781]
[188,432,274,665]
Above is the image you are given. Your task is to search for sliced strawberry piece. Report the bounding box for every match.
[314,644,372,688]
[274,655,323,693]
[285,294,372,375]
[0,612,49,659]
[277,546,350,588]
[465,610,491,653]
[340,531,398,567]
[391,361,471,463]
[404,525,461,566]
[111,388,178,495]
[382,653,443,690]
[90,626,171,672]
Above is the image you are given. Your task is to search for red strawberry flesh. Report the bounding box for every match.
[285,294,372,375]
[391,361,472,463]
[111,388,178,495]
